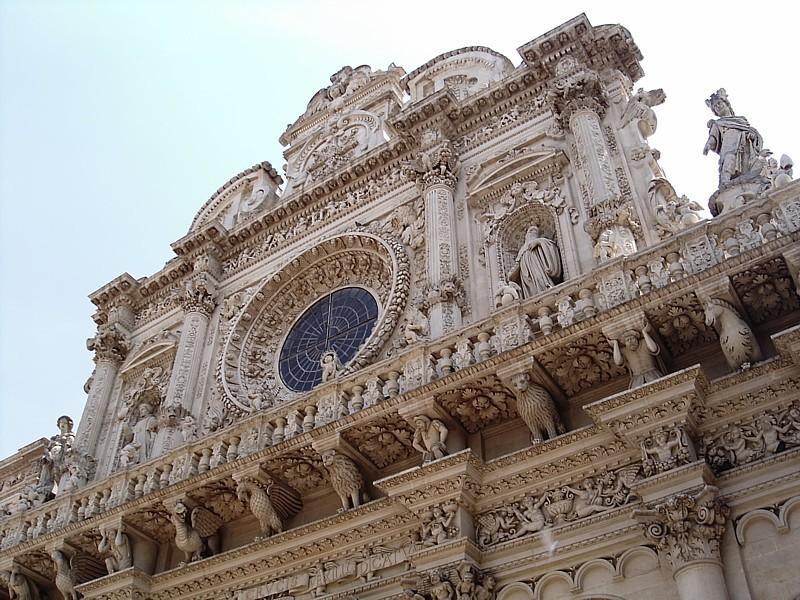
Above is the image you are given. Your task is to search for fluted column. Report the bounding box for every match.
[634,485,731,600]
[166,261,218,410]
[404,141,462,338]
[77,319,130,455]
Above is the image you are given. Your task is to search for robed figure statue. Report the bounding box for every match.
[703,88,763,187]
[508,225,562,298]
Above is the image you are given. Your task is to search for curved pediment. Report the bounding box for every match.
[189,161,283,233]
[120,331,180,376]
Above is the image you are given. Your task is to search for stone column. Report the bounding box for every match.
[403,141,462,338]
[634,485,731,600]
[569,107,620,206]
[77,320,130,455]
[166,264,218,411]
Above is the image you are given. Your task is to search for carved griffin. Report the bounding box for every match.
[235,476,302,541]
[321,449,367,511]
[508,373,564,444]
[168,500,223,565]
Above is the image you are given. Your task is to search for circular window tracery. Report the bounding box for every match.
[279,287,378,392]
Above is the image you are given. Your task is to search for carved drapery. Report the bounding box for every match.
[218,231,410,413]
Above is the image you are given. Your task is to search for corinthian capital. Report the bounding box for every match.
[86,322,129,364]
[633,485,730,572]
[181,272,217,315]
[401,141,460,191]
[547,56,607,126]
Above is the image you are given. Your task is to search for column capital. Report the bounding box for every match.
[633,484,730,573]
[86,322,129,364]
[180,272,218,315]
[401,141,460,192]
[547,56,608,127]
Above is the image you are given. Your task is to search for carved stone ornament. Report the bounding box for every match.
[436,376,517,433]
[233,473,302,541]
[619,87,666,138]
[218,231,410,413]
[703,400,800,474]
[641,425,694,477]
[547,55,606,125]
[86,322,129,364]
[320,449,368,511]
[475,465,641,547]
[168,499,223,565]
[703,298,762,370]
[507,372,564,444]
[401,141,460,191]
[420,500,459,546]
[633,485,730,571]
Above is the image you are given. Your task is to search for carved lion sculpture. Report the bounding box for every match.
[509,373,565,444]
[235,476,302,541]
[321,449,367,511]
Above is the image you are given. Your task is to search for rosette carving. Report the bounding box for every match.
[217,231,410,412]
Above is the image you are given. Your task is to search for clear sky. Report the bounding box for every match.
[1,0,798,457]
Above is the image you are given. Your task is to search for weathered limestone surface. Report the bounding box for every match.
[2,13,800,600]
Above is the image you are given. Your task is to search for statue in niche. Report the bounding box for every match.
[610,323,664,389]
[507,225,562,298]
[703,88,764,188]
[119,402,157,467]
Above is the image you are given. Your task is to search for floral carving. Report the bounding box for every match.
[537,331,625,396]
[341,414,415,469]
[87,322,129,364]
[732,257,800,324]
[646,294,717,356]
[436,376,516,433]
[262,451,328,494]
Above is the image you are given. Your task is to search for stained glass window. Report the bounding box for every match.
[278,287,378,392]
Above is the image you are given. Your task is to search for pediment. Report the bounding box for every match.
[120,331,180,376]
[467,141,569,207]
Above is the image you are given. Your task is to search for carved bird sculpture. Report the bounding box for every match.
[2,566,42,600]
[51,549,79,600]
[321,449,367,511]
[704,299,762,370]
[235,476,302,541]
[169,500,223,565]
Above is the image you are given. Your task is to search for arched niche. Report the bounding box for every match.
[494,202,562,288]
[218,231,410,413]
[497,582,535,600]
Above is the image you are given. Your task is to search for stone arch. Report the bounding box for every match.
[497,582,535,600]
[615,546,659,579]
[218,230,410,413]
[574,558,615,591]
[534,571,574,600]
[494,202,564,286]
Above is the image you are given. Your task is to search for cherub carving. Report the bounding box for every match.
[511,495,548,537]
[641,426,692,476]
[168,500,223,565]
[411,415,449,463]
[422,504,457,546]
[321,450,367,511]
[320,351,342,383]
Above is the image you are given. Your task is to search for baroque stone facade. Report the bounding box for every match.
[3,13,800,600]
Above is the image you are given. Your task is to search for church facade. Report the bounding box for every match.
[2,13,800,600]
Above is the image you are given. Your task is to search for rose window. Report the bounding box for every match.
[278,287,378,392]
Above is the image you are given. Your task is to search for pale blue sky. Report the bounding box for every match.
[1,0,798,457]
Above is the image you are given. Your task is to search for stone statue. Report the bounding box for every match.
[97,525,133,573]
[235,476,302,541]
[593,225,637,262]
[320,351,341,383]
[429,570,455,600]
[494,282,521,308]
[321,449,367,511]
[619,87,666,138]
[508,225,562,298]
[511,495,548,537]
[648,178,703,238]
[3,565,41,600]
[703,88,764,188]
[610,323,664,388]
[51,549,79,600]
[641,426,692,476]
[422,504,456,546]
[508,373,564,444]
[411,415,449,463]
[168,500,223,565]
[703,299,762,370]
[120,402,157,466]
